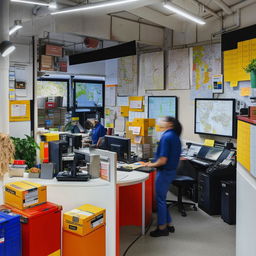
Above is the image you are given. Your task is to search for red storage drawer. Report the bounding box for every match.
[4,202,62,256]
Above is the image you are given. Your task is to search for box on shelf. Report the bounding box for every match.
[45,102,57,109]
[120,106,129,117]
[131,135,152,145]
[136,144,153,159]
[40,142,49,163]
[40,55,54,71]
[41,133,60,142]
[58,61,68,72]
[9,165,27,178]
[4,181,47,210]
[45,44,63,57]
[148,119,156,127]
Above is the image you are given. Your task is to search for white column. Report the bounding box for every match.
[0,0,10,134]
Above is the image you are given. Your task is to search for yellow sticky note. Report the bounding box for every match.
[240,87,251,96]
[230,81,238,87]
[204,139,215,147]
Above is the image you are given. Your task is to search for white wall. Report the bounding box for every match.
[9,43,33,138]
[237,164,256,256]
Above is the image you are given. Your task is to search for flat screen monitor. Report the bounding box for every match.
[148,96,178,121]
[104,136,131,162]
[74,80,104,109]
[194,98,236,138]
[37,79,69,107]
[205,147,224,161]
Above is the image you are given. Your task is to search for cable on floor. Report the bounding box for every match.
[122,218,154,256]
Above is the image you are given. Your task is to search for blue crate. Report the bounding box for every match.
[0,210,22,256]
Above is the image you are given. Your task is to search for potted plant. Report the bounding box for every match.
[28,167,41,178]
[11,135,40,169]
[244,59,256,88]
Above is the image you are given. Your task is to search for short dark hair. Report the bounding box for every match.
[164,116,182,137]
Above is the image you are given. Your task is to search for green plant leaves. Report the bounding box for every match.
[244,59,256,73]
[11,135,39,169]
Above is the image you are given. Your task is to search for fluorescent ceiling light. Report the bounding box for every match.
[51,0,140,15]
[0,41,16,57]
[163,2,206,25]
[10,0,57,8]
[9,20,23,35]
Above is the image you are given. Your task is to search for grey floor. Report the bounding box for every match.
[120,192,236,256]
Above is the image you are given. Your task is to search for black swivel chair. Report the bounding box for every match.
[166,160,198,217]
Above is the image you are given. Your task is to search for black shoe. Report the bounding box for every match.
[150,228,169,237]
[168,226,175,233]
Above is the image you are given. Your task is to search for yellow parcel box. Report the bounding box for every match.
[63,204,106,236]
[4,181,47,210]
[41,133,60,142]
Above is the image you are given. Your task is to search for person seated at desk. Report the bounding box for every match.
[144,116,182,237]
[90,118,107,147]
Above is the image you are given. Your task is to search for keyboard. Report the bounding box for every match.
[190,158,212,166]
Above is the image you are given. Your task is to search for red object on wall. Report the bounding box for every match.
[45,102,57,109]
[4,202,62,256]
[84,37,100,48]
[59,61,68,72]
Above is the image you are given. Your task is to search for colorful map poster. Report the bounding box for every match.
[191,44,221,99]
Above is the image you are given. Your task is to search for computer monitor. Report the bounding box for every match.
[204,147,224,162]
[104,136,131,162]
[148,96,178,120]
[74,80,104,109]
[194,98,236,138]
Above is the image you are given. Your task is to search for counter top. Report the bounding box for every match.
[237,116,256,125]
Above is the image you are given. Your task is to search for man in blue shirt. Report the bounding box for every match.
[144,116,182,237]
[91,119,107,146]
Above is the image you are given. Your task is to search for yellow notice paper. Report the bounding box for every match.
[240,87,251,96]
[230,81,238,87]
[204,139,215,147]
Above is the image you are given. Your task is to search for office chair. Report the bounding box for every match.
[166,161,198,217]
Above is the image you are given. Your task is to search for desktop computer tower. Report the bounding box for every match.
[198,165,236,215]
[221,181,236,225]
[49,140,68,174]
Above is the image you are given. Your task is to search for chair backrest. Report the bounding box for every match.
[176,160,197,180]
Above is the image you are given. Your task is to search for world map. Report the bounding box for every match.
[195,100,234,137]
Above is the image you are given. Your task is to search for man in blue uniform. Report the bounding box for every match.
[144,116,182,237]
[91,119,106,146]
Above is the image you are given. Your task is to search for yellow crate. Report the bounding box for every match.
[41,133,60,142]
[63,204,106,236]
[4,181,47,210]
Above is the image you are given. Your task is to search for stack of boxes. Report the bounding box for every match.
[40,44,67,72]
[126,118,156,159]
[38,97,67,128]
[2,181,62,256]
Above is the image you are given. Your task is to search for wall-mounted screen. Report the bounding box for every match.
[148,96,178,120]
[195,98,236,138]
[74,80,104,109]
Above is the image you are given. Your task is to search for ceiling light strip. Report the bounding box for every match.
[51,0,140,15]
[163,2,206,25]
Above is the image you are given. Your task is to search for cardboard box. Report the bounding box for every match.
[4,181,47,210]
[249,106,256,120]
[45,44,63,57]
[59,61,67,72]
[40,55,54,71]
[63,204,105,236]
[148,119,156,127]
[131,135,152,144]
[41,133,60,142]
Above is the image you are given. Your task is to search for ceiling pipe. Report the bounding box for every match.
[191,0,220,19]
[212,0,233,15]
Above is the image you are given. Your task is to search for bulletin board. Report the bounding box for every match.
[9,100,31,122]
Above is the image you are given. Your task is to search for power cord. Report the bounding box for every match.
[122,218,154,256]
